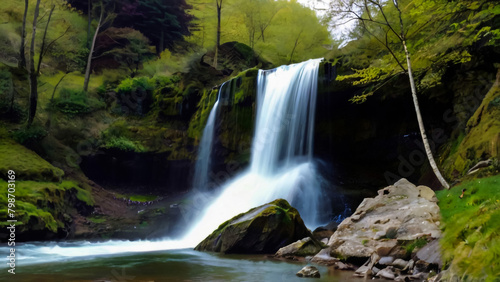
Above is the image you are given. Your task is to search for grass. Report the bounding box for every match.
[403,237,428,256]
[436,174,500,280]
[87,216,106,224]
[115,193,158,202]
[0,138,64,182]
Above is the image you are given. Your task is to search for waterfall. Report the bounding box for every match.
[252,59,319,173]
[192,82,228,191]
[15,59,331,263]
[181,58,328,245]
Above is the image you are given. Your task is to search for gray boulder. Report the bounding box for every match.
[275,237,324,257]
[325,178,441,261]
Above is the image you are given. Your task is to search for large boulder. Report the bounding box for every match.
[195,199,311,254]
[321,178,441,262]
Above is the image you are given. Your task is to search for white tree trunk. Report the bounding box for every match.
[402,41,450,189]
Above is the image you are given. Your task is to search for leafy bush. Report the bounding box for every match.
[116,77,153,94]
[141,49,191,76]
[51,88,105,115]
[115,77,154,115]
[0,102,26,123]
[12,125,48,145]
[103,136,144,152]
[0,69,25,122]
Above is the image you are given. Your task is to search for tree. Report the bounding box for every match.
[27,3,60,127]
[87,0,92,49]
[329,0,450,189]
[186,0,331,65]
[262,1,331,64]
[83,0,105,92]
[236,0,281,48]
[213,0,222,68]
[27,0,41,127]
[19,0,29,69]
[114,0,193,54]
[93,27,155,77]
[37,5,56,76]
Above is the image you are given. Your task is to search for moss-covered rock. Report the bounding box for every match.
[443,69,500,178]
[195,199,311,254]
[0,138,64,182]
[187,67,258,166]
[0,179,94,241]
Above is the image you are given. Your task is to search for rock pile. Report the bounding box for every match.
[282,178,443,280]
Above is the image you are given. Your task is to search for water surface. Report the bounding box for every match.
[0,247,368,281]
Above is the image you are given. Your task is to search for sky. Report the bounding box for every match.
[297,0,355,42]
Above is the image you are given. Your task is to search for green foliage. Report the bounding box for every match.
[142,49,199,78]
[116,77,153,94]
[442,77,500,178]
[338,68,386,86]
[0,68,12,93]
[12,125,48,145]
[97,28,155,76]
[187,88,218,140]
[187,0,332,65]
[0,1,88,71]
[0,68,25,122]
[488,96,500,110]
[328,0,500,95]
[87,216,106,224]
[51,88,105,115]
[115,193,158,202]
[437,174,500,280]
[0,101,26,123]
[403,238,428,256]
[113,76,156,115]
[103,136,145,152]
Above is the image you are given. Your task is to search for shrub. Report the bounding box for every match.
[115,77,154,115]
[51,88,105,115]
[12,125,48,145]
[103,136,144,152]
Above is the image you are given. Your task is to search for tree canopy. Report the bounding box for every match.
[327,0,500,95]
[68,0,194,53]
[187,0,333,65]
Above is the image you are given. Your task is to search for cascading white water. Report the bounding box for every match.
[12,58,330,264]
[180,58,327,245]
[192,82,228,191]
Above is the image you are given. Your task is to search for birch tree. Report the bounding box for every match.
[330,0,450,189]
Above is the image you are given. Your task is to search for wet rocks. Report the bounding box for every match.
[313,178,443,280]
[312,221,338,240]
[275,237,324,258]
[296,266,320,278]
